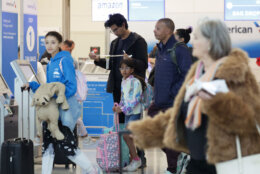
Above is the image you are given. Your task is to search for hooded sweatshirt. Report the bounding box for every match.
[30,51,77,98]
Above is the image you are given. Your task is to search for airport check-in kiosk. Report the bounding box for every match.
[10,60,39,140]
[0,74,13,161]
[80,59,114,136]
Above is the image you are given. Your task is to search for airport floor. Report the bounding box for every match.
[34,137,168,174]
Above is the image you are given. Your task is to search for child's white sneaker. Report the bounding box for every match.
[86,166,102,174]
[123,159,142,172]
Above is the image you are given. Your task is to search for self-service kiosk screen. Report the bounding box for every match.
[20,64,38,83]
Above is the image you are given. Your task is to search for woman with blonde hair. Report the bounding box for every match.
[128,18,260,174]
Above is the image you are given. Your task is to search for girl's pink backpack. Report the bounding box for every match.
[59,58,88,102]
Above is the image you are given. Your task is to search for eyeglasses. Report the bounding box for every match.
[119,67,131,71]
[110,27,119,33]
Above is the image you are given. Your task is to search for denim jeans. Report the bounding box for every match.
[59,96,82,131]
[124,113,141,127]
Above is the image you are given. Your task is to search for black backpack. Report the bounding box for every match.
[167,42,197,74]
[148,42,197,87]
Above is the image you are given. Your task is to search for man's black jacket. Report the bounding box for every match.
[95,32,148,93]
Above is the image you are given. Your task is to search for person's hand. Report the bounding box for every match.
[123,53,131,59]
[112,106,116,112]
[149,58,156,68]
[123,50,132,60]
[197,90,213,100]
[21,83,30,90]
[89,52,100,62]
[113,106,122,113]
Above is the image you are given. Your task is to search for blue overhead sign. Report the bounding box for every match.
[23,0,37,72]
[24,14,37,72]
[225,0,260,21]
[2,12,18,93]
[1,0,18,93]
[128,0,165,21]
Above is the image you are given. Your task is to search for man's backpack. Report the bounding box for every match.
[59,59,88,102]
[168,42,197,74]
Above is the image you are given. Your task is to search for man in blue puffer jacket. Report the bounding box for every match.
[148,18,192,174]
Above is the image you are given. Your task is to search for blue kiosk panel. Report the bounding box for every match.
[83,81,114,136]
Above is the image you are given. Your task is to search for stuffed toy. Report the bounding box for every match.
[31,82,69,140]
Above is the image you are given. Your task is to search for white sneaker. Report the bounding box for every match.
[87,166,102,174]
[123,159,142,172]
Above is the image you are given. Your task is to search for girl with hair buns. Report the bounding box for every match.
[174,27,192,44]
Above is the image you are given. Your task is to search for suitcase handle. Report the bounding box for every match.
[21,86,30,92]
[12,138,31,144]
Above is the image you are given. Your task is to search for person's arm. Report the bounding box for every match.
[119,80,142,114]
[131,38,148,73]
[60,58,77,98]
[89,43,113,70]
[94,58,109,69]
[170,46,192,97]
[89,52,111,70]
[28,81,40,92]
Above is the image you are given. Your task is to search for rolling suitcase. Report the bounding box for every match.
[4,114,18,140]
[102,122,130,168]
[96,111,128,172]
[53,125,78,169]
[1,87,34,174]
[1,138,34,174]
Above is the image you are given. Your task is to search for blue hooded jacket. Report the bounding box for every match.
[29,51,77,98]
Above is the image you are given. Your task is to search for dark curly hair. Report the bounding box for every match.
[104,13,128,29]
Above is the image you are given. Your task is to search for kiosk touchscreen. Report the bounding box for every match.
[11,60,39,85]
[10,59,39,140]
[0,74,13,152]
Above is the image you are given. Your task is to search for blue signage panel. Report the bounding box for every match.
[235,41,260,58]
[38,36,45,60]
[24,14,37,72]
[2,12,18,93]
[83,81,114,136]
[128,0,165,21]
[225,0,260,21]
